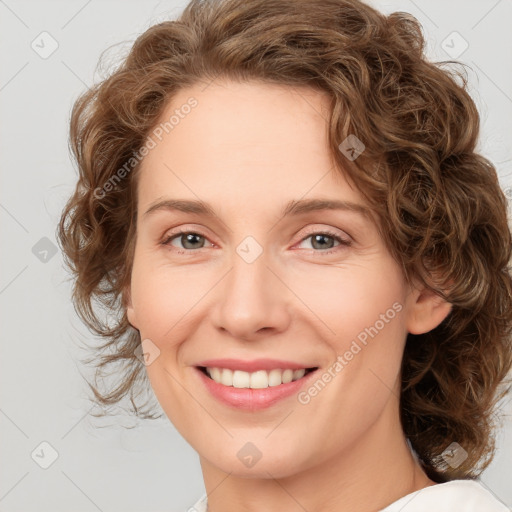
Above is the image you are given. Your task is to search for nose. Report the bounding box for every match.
[211,249,292,341]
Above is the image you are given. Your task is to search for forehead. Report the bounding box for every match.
[136,80,362,212]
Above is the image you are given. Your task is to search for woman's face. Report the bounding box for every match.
[126,80,448,478]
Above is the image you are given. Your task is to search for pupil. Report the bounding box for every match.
[183,233,203,249]
[312,234,334,250]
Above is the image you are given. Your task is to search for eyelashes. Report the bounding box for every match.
[161,231,214,252]
[160,228,352,256]
[298,230,352,253]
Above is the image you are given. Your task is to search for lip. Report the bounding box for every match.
[195,358,317,372]
[194,365,319,411]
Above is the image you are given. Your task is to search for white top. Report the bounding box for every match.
[187,480,510,511]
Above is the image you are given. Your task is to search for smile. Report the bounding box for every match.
[194,361,319,410]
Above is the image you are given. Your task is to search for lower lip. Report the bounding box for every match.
[194,367,318,410]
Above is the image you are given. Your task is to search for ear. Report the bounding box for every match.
[406,283,452,335]
[123,284,139,330]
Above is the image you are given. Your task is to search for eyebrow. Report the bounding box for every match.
[143,197,371,220]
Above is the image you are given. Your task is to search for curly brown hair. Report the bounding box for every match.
[57,0,512,481]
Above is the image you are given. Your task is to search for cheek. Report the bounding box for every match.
[292,266,407,452]
[290,259,407,349]
[292,259,407,412]
[129,255,213,344]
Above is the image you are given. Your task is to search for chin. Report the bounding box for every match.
[199,440,314,479]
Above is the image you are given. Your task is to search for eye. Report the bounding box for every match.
[160,228,352,255]
[296,230,352,255]
[161,230,214,252]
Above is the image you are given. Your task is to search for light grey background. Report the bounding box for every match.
[1,1,511,511]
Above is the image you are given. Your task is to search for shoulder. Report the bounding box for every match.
[186,493,208,512]
[380,479,510,512]
[186,481,510,512]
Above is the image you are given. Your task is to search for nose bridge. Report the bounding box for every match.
[212,238,290,338]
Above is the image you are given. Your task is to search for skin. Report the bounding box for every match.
[126,79,452,512]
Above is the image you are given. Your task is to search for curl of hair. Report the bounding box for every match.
[57,0,512,479]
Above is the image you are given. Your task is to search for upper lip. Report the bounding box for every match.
[195,358,318,372]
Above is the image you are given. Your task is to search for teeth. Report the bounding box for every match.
[220,368,233,386]
[233,370,250,388]
[205,367,308,388]
[250,370,268,389]
[282,369,294,384]
[268,368,283,387]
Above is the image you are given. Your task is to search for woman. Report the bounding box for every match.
[57,0,512,510]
